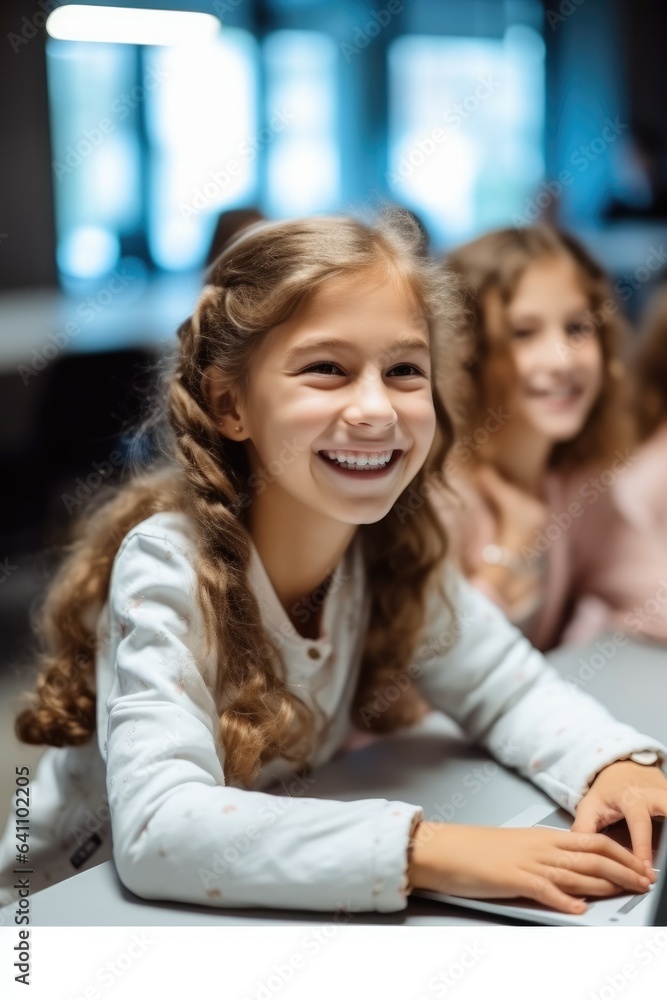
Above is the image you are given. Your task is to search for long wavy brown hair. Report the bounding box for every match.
[15,212,468,788]
[632,281,667,441]
[446,224,633,470]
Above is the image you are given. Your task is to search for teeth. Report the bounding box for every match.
[532,387,578,398]
[323,449,393,469]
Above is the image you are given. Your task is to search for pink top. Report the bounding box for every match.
[432,437,667,651]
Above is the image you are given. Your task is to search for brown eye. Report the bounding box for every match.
[566,321,595,338]
[302,362,344,375]
[389,364,426,377]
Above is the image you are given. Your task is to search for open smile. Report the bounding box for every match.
[526,385,586,410]
[316,449,403,477]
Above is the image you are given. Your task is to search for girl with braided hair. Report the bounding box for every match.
[1,213,666,916]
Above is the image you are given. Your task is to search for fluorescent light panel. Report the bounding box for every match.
[46,5,220,46]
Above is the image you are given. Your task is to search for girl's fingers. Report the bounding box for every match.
[571,801,610,836]
[522,874,587,915]
[558,852,652,894]
[570,798,624,835]
[567,831,650,876]
[547,871,628,898]
[624,805,655,866]
[625,789,667,863]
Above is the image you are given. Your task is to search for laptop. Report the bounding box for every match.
[413,804,666,926]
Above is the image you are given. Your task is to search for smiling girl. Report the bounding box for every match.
[1,215,666,916]
[435,225,667,650]
[610,281,667,545]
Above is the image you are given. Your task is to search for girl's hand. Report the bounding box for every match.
[474,464,548,552]
[408,822,655,914]
[572,760,667,866]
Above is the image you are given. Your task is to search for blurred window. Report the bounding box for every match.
[46,30,258,279]
[144,32,258,271]
[47,18,542,277]
[47,40,141,279]
[263,30,340,217]
[387,25,545,246]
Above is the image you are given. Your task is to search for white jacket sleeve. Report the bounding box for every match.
[101,528,421,913]
[410,569,667,814]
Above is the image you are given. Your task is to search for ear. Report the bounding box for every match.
[201,365,246,441]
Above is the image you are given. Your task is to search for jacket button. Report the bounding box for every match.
[307,647,321,659]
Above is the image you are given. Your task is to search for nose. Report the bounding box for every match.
[543,325,577,371]
[343,369,398,428]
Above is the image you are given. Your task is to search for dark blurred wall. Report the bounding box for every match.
[543,0,626,223]
[618,0,667,154]
[0,1,57,290]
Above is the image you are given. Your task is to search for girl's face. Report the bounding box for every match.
[487,254,604,443]
[225,273,437,527]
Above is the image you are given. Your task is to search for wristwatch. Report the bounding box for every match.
[626,751,660,766]
[481,544,525,573]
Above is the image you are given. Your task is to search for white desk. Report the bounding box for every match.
[1,635,665,926]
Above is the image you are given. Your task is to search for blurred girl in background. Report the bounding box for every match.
[433,225,667,651]
[612,280,667,542]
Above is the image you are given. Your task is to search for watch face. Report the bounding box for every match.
[630,751,660,766]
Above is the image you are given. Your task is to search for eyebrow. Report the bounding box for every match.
[510,304,590,324]
[283,337,432,364]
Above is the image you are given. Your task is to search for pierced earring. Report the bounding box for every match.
[235,425,242,432]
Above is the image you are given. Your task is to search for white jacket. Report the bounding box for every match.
[0,511,664,914]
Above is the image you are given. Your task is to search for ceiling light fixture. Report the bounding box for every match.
[46,5,220,46]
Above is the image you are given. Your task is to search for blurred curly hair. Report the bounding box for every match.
[446,224,633,471]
